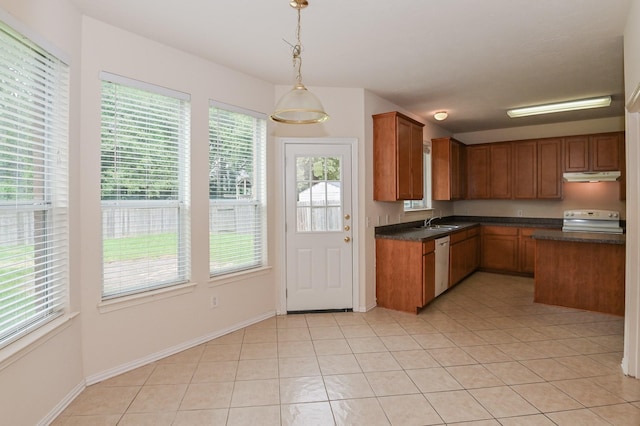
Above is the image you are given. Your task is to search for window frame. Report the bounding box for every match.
[208,101,267,277]
[0,17,69,349]
[99,73,191,300]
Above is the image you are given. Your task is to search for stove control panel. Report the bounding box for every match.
[563,209,620,220]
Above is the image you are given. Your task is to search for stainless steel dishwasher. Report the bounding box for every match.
[434,236,450,297]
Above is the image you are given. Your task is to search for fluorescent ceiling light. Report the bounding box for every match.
[507,96,611,118]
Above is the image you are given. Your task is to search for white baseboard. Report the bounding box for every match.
[38,381,85,426]
[85,310,275,386]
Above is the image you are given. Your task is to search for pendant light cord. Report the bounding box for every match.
[293,5,303,85]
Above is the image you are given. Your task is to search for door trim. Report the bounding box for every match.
[277,137,360,315]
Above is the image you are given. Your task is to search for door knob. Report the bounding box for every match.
[344,214,350,220]
[344,236,351,243]
[344,225,351,231]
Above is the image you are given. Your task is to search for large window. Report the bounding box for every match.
[100,73,190,299]
[0,20,69,347]
[209,103,266,276]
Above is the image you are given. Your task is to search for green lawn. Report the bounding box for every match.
[1,232,256,331]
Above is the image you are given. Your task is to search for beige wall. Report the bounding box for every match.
[0,1,84,425]
[623,0,640,377]
[78,17,279,379]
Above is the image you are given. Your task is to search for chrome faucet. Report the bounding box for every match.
[424,216,436,227]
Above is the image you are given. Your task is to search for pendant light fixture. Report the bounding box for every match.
[270,0,329,124]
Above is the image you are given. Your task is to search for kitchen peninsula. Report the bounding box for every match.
[532,229,626,316]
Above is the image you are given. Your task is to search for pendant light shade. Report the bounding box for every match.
[270,0,329,124]
[271,83,329,124]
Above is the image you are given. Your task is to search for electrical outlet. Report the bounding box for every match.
[211,295,219,308]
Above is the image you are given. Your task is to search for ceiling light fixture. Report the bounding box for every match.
[433,111,448,121]
[507,96,612,118]
[270,0,329,124]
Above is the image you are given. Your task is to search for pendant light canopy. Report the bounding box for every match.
[270,0,329,124]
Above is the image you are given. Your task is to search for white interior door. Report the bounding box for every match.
[285,143,353,312]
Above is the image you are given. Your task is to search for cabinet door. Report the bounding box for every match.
[466,145,490,199]
[397,117,423,200]
[375,239,424,313]
[490,143,512,198]
[466,232,480,274]
[410,121,424,200]
[537,138,563,199]
[451,140,465,199]
[519,228,536,274]
[590,133,620,171]
[449,240,465,286]
[396,118,413,200]
[564,136,589,172]
[481,226,519,272]
[512,141,537,199]
[423,251,435,306]
[431,137,452,201]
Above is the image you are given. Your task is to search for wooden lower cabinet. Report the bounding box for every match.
[376,239,435,313]
[519,228,537,274]
[481,226,519,273]
[481,225,553,276]
[535,239,624,315]
[449,226,480,286]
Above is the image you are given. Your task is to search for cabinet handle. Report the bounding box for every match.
[344,225,351,231]
[344,214,351,220]
[344,236,351,243]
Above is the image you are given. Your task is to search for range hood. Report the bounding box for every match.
[563,171,621,182]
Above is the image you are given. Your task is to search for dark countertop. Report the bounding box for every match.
[532,229,626,245]
[375,215,625,244]
[375,222,479,242]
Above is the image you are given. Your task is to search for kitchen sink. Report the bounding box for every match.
[414,224,461,230]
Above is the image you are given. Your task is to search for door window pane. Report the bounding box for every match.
[295,156,342,232]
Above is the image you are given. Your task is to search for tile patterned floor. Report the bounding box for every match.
[53,272,640,425]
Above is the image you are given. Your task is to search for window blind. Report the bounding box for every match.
[101,77,190,299]
[0,19,69,347]
[209,102,266,276]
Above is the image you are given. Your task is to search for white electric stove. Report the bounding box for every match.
[562,209,623,234]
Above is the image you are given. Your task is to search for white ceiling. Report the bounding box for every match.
[70,0,631,133]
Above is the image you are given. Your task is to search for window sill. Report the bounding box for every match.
[0,312,79,371]
[404,207,435,213]
[98,282,198,314]
[208,266,273,288]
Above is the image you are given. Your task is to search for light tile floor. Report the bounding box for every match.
[53,272,640,425]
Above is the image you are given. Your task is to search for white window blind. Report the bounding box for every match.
[101,75,190,299]
[209,102,266,276]
[0,19,69,347]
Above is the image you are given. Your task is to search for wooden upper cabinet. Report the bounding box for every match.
[373,112,425,201]
[466,145,490,199]
[537,138,563,199]
[466,143,511,199]
[431,137,465,200]
[489,143,512,198]
[564,136,589,172]
[512,140,537,199]
[564,132,622,172]
[590,133,621,171]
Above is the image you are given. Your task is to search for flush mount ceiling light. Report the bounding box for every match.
[270,0,329,124]
[433,111,448,121]
[507,96,611,118]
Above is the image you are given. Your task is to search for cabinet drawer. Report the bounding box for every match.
[449,230,468,244]
[482,225,519,236]
[466,226,480,238]
[423,240,435,254]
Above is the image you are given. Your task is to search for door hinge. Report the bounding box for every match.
[285,288,288,298]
